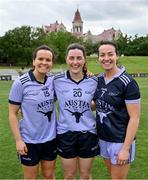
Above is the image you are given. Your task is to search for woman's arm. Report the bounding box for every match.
[9,104,28,155]
[91,100,96,111]
[117,102,141,164]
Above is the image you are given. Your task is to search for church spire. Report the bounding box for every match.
[72,9,83,37]
[73,9,83,22]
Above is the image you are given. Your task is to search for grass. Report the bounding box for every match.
[87,56,148,74]
[0,56,148,75]
[0,79,147,179]
[52,56,148,75]
[0,56,148,179]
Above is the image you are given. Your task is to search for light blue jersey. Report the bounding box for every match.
[9,70,56,144]
[54,71,97,134]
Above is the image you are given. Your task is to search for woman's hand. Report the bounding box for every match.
[16,140,28,155]
[116,148,129,165]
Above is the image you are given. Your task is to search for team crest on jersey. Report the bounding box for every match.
[37,99,54,122]
[96,99,114,124]
[64,100,89,123]
[96,88,115,124]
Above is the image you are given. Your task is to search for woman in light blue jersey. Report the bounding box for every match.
[9,45,57,179]
[54,43,98,179]
[94,41,141,179]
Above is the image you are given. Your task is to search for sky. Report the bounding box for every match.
[0,0,148,37]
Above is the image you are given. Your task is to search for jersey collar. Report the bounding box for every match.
[114,66,125,78]
[66,70,86,84]
[102,66,126,84]
[102,66,126,79]
[28,69,48,84]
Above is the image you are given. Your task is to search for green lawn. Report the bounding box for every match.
[0,79,148,179]
[52,56,148,75]
[0,56,148,179]
[87,56,148,74]
[0,56,148,75]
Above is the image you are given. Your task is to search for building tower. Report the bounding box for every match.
[72,9,83,37]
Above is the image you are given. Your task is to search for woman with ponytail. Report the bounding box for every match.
[54,43,98,179]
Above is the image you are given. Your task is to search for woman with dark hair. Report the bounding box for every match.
[9,45,57,179]
[94,41,141,179]
[54,43,98,179]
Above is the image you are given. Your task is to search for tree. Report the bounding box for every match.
[116,34,148,56]
[1,25,147,66]
[83,40,94,56]
[116,35,128,55]
[130,35,148,56]
[0,26,33,65]
[0,26,50,65]
[45,31,79,63]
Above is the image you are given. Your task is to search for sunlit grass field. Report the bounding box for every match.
[1,56,148,74]
[87,56,148,74]
[0,56,148,179]
[54,56,148,74]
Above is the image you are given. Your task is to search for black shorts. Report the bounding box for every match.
[18,138,57,166]
[57,131,98,158]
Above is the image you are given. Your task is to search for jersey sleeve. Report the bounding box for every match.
[125,79,140,103]
[8,79,23,105]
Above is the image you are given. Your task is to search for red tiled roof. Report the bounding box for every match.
[44,21,66,33]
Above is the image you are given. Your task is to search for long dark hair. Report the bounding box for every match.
[66,43,87,75]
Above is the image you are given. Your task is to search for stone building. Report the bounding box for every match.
[43,9,122,43]
[43,20,66,33]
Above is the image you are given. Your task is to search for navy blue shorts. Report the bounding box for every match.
[18,138,57,166]
[57,131,98,158]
